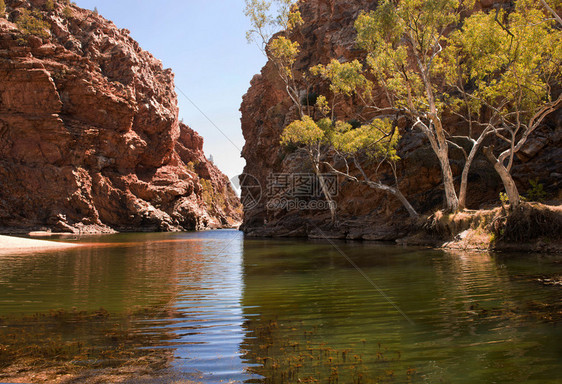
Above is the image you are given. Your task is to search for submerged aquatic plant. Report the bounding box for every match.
[240,315,418,383]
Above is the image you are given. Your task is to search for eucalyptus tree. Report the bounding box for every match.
[318,0,560,210]
[301,61,419,217]
[281,94,419,218]
[538,0,562,26]
[245,0,305,116]
[438,0,562,207]
[344,0,477,211]
[245,0,338,221]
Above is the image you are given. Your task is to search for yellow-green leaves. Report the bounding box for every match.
[274,0,303,31]
[355,5,404,52]
[245,0,302,46]
[244,0,271,44]
[269,36,300,79]
[269,36,299,65]
[281,115,400,163]
[286,3,304,30]
[245,0,304,115]
[311,60,371,97]
[17,9,50,38]
[439,2,562,120]
[315,95,330,116]
[281,116,325,146]
[332,119,400,161]
[0,0,6,17]
[352,0,476,115]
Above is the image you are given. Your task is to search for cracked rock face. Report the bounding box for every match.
[0,0,241,233]
[240,0,561,239]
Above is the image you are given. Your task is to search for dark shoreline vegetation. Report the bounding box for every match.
[241,202,562,253]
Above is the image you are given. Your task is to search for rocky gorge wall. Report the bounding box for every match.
[240,0,562,240]
[0,0,241,233]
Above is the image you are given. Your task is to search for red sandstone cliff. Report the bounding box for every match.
[0,0,242,233]
[240,0,561,239]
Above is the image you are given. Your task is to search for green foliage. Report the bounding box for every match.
[526,178,547,202]
[200,178,226,212]
[0,0,6,16]
[200,178,214,207]
[332,118,400,161]
[244,0,303,46]
[244,0,271,43]
[268,36,300,79]
[499,192,509,206]
[311,59,371,97]
[271,0,303,31]
[185,161,196,173]
[315,95,330,116]
[45,0,55,12]
[353,0,474,113]
[280,115,325,147]
[62,6,72,19]
[281,114,400,163]
[286,2,303,30]
[93,6,98,16]
[499,191,525,206]
[438,2,562,124]
[17,9,50,39]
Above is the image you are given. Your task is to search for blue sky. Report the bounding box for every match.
[74,0,267,182]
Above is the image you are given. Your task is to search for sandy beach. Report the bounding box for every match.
[0,235,82,252]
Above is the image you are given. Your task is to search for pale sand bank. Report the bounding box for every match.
[0,235,82,252]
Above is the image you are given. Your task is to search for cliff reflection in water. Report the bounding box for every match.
[239,239,562,384]
[0,232,247,383]
[0,233,200,314]
[0,232,560,383]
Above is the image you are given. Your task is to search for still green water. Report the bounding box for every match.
[0,230,560,383]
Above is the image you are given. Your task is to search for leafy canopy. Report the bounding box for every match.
[352,0,474,113]
[331,119,401,162]
[280,115,325,147]
[244,0,303,46]
[437,1,562,122]
[268,36,300,79]
[282,95,401,163]
[311,59,371,97]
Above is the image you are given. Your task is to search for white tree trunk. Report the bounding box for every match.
[364,180,418,218]
[458,130,490,209]
[484,147,521,207]
[539,0,562,26]
[436,147,460,211]
[458,162,471,210]
[414,118,459,211]
[313,162,336,223]
[351,159,419,218]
